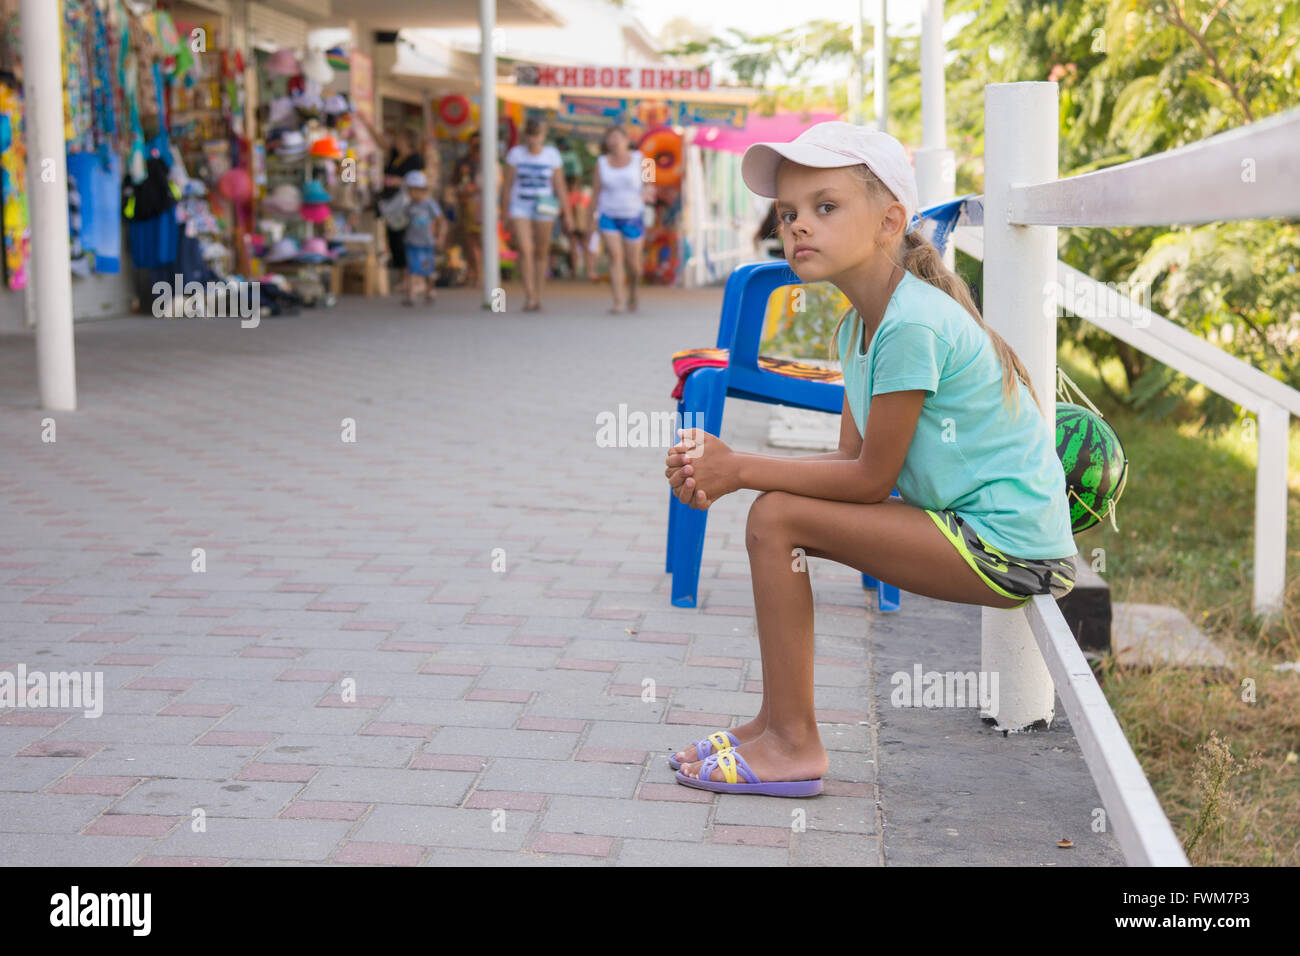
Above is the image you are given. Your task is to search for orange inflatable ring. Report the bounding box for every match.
[439,94,470,127]
[638,127,683,188]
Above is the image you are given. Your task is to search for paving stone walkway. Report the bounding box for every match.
[0,282,1123,866]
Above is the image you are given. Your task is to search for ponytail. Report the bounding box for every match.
[830,165,1047,419]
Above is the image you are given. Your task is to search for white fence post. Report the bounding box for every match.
[981,82,1059,730]
[1254,402,1289,620]
[915,0,956,269]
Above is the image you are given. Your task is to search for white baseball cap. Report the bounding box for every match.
[742,121,921,234]
[403,170,429,189]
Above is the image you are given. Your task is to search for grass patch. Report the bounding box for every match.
[1059,340,1300,865]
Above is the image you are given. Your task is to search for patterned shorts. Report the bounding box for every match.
[406,245,436,277]
[925,509,1076,608]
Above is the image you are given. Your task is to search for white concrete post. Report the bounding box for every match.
[479,0,500,310]
[1254,402,1288,620]
[22,0,76,410]
[914,0,955,268]
[981,82,1059,731]
[873,0,887,133]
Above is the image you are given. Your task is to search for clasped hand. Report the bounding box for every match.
[664,428,739,510]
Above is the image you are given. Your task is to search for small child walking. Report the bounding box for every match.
[401,170,447,307]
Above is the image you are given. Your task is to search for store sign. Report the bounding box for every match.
[516,64,712,91]
[674,101,747,128]
[558,96,629,125]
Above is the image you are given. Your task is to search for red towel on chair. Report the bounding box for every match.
[671,347,845,400]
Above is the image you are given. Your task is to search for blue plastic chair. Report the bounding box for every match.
[665,195,978,609]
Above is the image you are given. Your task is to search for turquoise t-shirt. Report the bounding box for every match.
[835,269,1077,560]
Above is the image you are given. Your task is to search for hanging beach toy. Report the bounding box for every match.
[1054,367,1129,533]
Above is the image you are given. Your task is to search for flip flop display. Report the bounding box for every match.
[676,748,824,797]
[667,730,738,771]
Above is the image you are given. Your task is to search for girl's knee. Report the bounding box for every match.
[746,491,794,547]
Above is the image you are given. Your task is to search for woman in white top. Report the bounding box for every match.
[591,125,654,314]
[502,119,574,312]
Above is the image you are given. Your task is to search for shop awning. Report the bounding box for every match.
[493,82,760,109]
[330,0,565,30]
[688,110,842,154]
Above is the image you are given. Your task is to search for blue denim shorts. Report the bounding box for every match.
[406,244,436,277]
[598,213,644,241]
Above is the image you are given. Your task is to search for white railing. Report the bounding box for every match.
[972,83,1300,865]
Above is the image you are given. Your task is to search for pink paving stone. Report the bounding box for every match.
[340,621,399,632]
[743,681,765,694]
[360,722,434,738]
[816,710,870,724]
[417,662,481,676]
[333,842,424,866]
[1,711,72,727]
[576,748,646,765]
[86,815,181,837]
[638,783,714,804]
[465,689,530,703]
[510,635,567,647]
[280,800,370,821]
[305,603,363,613]
[94,654,164,666]
[712,825,791,848]
[529,833,614,858]
[464,791,546,811]
[685,656,745,669]
[316,694,388,709]
[23,595,83,605]
[587,609,641,622]
[197,731,275,747]
[179,607,238,618]
[158,703,232,718]
[71,632,136,643]
[239,646,303,659]
[277,669,342,682]
[125,677,196,692]
[411,754,485,772]
[554,659,618,673]
[134,857,228,867]
[607,683,675,697]
[464,614,524,627]
[208,626,271,637]
[666,710,733,726]
[49,776,142,796]
[631,631,692,645]
[18,741,102,758]
[47,614,107,626]
[823,780,873,797]
[236,763,319,783]
[517,717,586,733]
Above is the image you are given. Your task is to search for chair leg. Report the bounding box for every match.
[667,367,727,608]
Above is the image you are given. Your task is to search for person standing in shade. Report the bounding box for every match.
[592,125,653,314]
[502,119,573,312]
[357,115,425,299]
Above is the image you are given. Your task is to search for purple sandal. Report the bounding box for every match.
[676,748,824,797]
[667,730,739,771]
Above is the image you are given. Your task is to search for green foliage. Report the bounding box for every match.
[762,283,852,361]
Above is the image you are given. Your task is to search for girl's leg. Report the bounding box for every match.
[511,217,536,307]
[624,235,644,310]
[680,492,1025,784]
[603,231,626,310]
[531,218,553,303]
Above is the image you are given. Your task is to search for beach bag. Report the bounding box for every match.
[377,188,410,230]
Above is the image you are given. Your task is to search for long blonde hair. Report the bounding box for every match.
[827,163,1045,418]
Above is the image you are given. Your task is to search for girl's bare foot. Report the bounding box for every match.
[672,715,767,765]
[678,729,827,784]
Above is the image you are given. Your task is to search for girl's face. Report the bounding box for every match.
[605,130,626,153]
[774,161,905,282]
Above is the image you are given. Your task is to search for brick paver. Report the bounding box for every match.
[0,283,1122,866]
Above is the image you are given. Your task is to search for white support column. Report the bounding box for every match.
[873,0,887,133]
[982,82,1059,731]
[479,0,500,310]
[22,0,76,410]
[914,0,955,267]
[1254,402,1288,620]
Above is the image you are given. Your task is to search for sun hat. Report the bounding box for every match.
[299,202,331,223]
[270,128,307,158]
[402,170,428,190]
[301,48,334,86]
[323,93,350,116]
[741,121,922,235]
[300,180,330,204]
[263,183,302,216]
[266,48,300,76]
[309,135,344,160]
[265,237,301,262]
